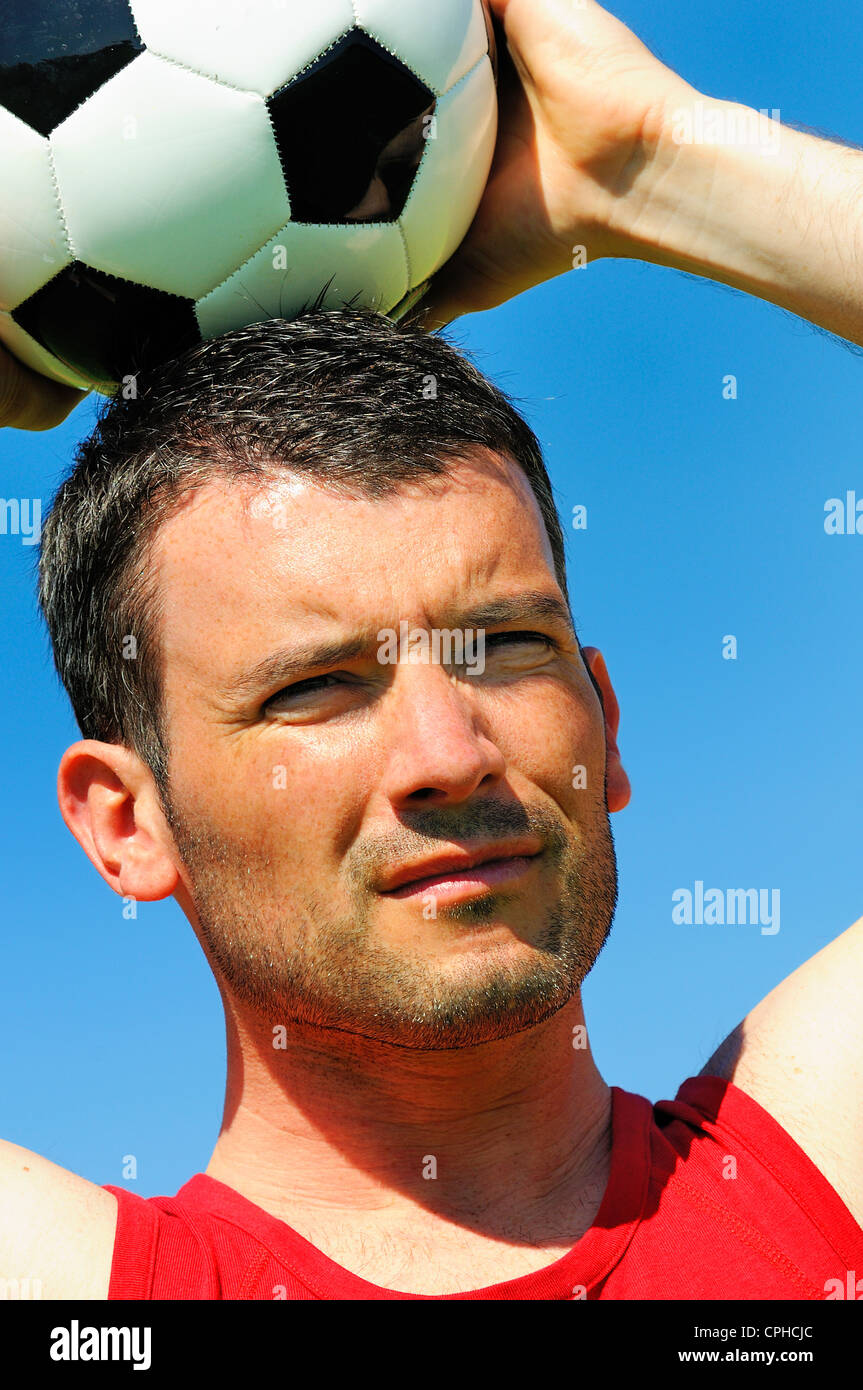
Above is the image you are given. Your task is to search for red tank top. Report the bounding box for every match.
[102,1076,863,1299]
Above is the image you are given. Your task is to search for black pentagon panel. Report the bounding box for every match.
[0,0,143,137]
[11,262,201,387]
[268,29,435,224]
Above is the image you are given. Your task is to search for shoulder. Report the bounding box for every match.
[701,915,863,1226]
[0,1138,118,1298]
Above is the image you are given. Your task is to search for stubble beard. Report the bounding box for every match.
[162,788,619,1051]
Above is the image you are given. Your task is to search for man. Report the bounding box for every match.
[1,0,862,1300]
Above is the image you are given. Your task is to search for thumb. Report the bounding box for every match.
[0,343,88,430]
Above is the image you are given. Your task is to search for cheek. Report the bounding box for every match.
[247,733,370,859]
[499,685,605,813]
[164,727,300,845]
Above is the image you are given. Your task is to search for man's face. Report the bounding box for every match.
[152,450,620,1048]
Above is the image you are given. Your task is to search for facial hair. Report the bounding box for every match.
[163,787,618,1051]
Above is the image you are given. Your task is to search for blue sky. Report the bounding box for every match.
[2,0,863,1197]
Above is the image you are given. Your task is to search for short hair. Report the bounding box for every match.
[38,308,573,790]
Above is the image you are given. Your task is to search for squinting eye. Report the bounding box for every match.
[484,631,559,651]
[263,633,560,715]
[266,674,345,708]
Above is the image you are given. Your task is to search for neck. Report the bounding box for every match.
[205,994,612,1238]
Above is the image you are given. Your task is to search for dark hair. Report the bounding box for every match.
[38,308,573,789]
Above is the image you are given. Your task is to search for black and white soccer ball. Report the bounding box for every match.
[0,0,498,394]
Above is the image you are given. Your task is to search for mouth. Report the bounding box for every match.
[380,851,543,903]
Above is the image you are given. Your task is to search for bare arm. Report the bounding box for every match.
[602,101,863,353]
[701,917,863,1227]
[0,1138,117,1298]
[415,0,863,355]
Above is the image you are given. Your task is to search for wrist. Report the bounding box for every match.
[585,93,863,349]
[588,91,779,271]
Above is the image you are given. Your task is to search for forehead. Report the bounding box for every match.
[151,451,561,677]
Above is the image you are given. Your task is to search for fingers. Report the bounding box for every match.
[397,247,515,333]
[396,290,459,334]
[0,344,88,431]
[395,268,474,333]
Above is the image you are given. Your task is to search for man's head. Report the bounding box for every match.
[40,309,629,1050]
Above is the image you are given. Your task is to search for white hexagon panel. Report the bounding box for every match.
[50,51,292,300]
[0,108,71,313]
[196,221,409,338]
[399,54,496,289]
[353,0,489,95]
[131,0,356,98]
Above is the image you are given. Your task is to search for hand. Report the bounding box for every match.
[405,0,694,331]
[0,341,88,430]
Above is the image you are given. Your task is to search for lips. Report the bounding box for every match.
[378,839,544,895]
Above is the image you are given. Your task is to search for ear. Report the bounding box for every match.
[57,740,181,901]
[580,646,631,812]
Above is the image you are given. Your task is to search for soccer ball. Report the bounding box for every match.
[0,0,498,395]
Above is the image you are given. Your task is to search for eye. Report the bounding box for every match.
[264,673,346,710]
[483,630,560,652]
[262,633,561,716]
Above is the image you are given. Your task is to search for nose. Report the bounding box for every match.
[378,658,507,806]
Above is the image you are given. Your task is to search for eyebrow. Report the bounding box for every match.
[224,590,577,700]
